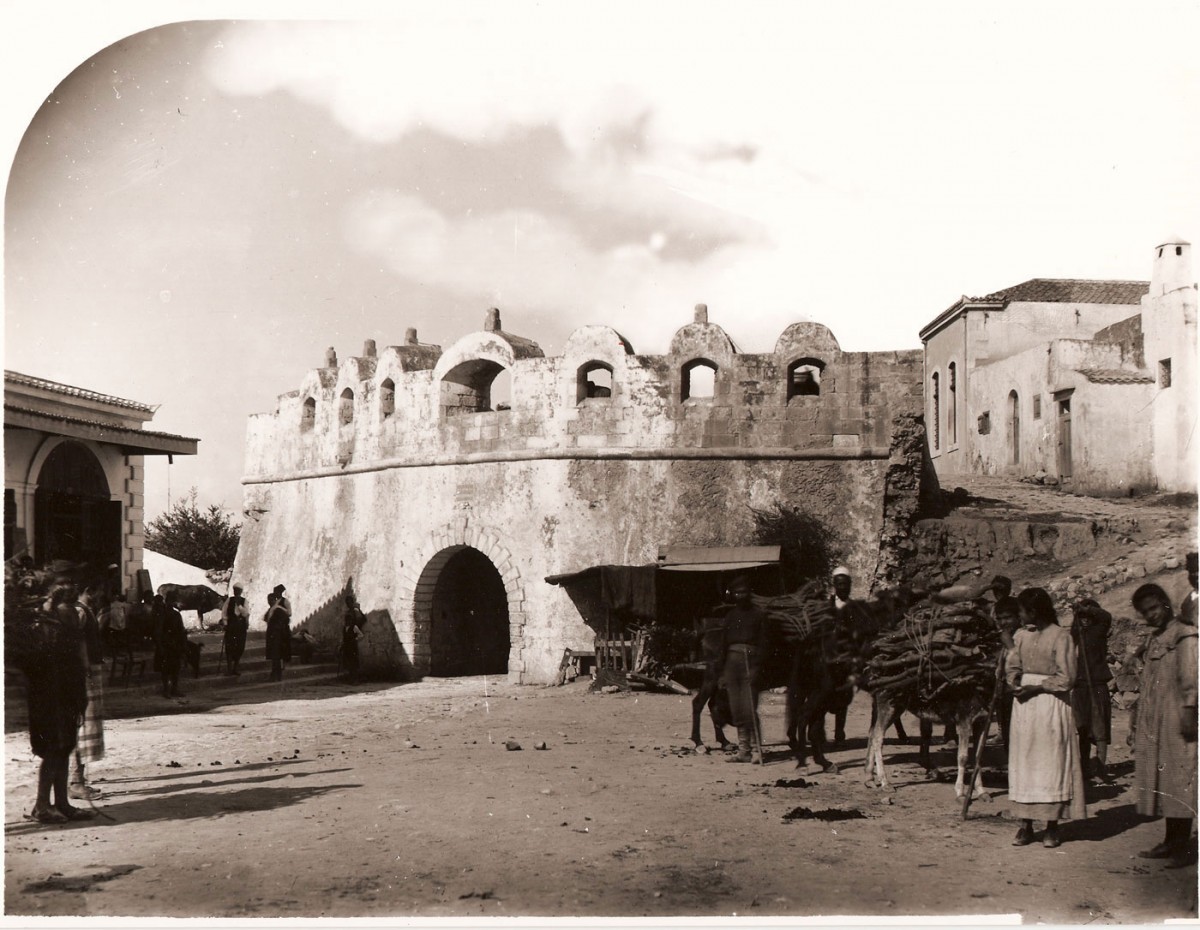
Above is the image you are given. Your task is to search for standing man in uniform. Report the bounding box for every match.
[720,575,769,764]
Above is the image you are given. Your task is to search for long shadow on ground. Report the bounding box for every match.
[6,778,362,835]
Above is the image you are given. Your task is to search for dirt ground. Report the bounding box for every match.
[5,478,1197,923]
[4,668,1197,923]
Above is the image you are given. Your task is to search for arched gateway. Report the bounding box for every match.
[407,523,526,678]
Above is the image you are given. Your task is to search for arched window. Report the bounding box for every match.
[947,362,957,446]
[930,372,940,451]
[682,359,717,402]
[380,379,395,419]
[339,388,354,426]
[577,362,614,403]
[787,357,825,400]
[301,396,316,431]
[440,360,510,417]
[1008,390,1020,465]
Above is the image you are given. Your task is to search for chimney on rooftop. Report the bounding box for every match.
[694,303,708,324]
[324,347,338,368]
[485,308,501,332]
[363,339,377,358]
[404,327,418,345]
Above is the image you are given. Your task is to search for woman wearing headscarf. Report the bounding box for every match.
[1006,587,1086,848]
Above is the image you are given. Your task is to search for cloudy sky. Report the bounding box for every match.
[4,1,1198,520]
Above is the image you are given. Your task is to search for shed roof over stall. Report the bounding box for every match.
[544,545,782,618]
[655,545,781,572]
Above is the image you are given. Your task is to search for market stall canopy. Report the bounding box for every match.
[544,564,659,620]
[655,545,780,572]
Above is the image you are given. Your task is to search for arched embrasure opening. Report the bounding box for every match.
[422,546,510,676]
[380,378,395,418]
[681,359,717,401]
[577,361,614,403]
[440,359,510,417]
[786,357,825,399]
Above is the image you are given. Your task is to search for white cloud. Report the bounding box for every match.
[203,5,1200,351]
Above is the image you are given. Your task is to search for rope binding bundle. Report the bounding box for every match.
[864,601,1002,700]
[751,580,838,646]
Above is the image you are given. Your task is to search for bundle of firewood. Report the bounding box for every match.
[863,602,1002,701]
[752,580,838,646]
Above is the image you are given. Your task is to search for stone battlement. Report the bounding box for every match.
[235,306,926,684]
[244,307,923,482]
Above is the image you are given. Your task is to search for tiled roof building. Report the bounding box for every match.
[4,370,198,595]
[920,242,1195,496]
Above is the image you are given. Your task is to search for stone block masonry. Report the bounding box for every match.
[235,309,926,684]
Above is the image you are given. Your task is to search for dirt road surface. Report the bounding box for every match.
[5,670,1197,923]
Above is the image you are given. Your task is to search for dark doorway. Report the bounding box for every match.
[33,441,121,568]
[1056,391,1073,479]
[429,547,510,676]
[1008,390,1021,466]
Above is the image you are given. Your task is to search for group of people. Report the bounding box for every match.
[219,584,368,682]
[977,562,1197,865]
[709,557,1198,868]
[13,565,378,825]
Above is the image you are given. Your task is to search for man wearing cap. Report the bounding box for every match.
[719,575,769,763]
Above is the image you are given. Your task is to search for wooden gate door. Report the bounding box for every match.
[1056,392,1073,479]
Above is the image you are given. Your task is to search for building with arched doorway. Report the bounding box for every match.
[4,371,198,595]
[233,306,926,684]
[920,240,1196,497]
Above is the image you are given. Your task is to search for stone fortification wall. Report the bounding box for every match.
[234,308,924,683]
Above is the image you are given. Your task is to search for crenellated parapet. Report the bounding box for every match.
[244,305,922,484]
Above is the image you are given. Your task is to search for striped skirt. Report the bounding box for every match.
[76,666,105,763]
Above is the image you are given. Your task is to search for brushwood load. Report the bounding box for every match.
[863,600,1003,703]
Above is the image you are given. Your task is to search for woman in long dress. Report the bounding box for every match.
[1006,587,1087,848]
